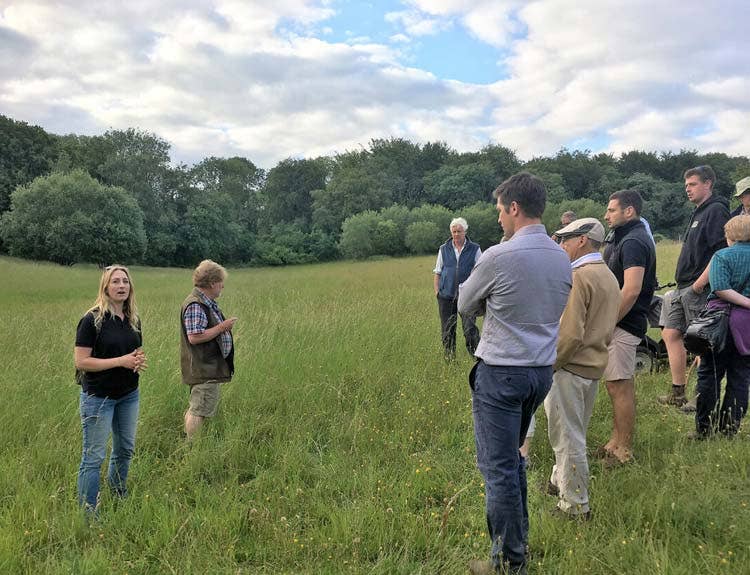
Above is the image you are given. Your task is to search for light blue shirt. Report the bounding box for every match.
[641,217,656,246]
[458,224,572,366]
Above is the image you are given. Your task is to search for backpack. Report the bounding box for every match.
[75,317,101,385]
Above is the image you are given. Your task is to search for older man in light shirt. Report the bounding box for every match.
[433,217,482,359]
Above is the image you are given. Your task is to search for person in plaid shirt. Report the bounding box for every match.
[180,260,237,438]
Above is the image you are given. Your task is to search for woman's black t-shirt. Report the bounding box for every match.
[75,311,142,399]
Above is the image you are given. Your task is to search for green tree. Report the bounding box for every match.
[190,156,264,226]
[0,170,146,265]
[0,114,58,213]
[460,202,502,249]
[262,157,329,228]
[85,128,176,263]
[368,137,426,206]
[627,173,689,238]
[422,163,496,210]
[339,211,380,259]
[476,144,522,180]
[617,150,661,179]
[405,221,442,254]
[312,154,391,234]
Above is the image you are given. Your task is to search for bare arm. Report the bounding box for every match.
[433,273,440,295]
[187,318,237,345]
[75,346,145,372]
[715,289,750,309]
[617,266,645,321]
[692,264,711,294]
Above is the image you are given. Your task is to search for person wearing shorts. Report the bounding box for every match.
[180,260,237,438]
[601,190,657,465]
[658,165,729,408]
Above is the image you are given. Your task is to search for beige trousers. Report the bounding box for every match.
[544,368,598,514]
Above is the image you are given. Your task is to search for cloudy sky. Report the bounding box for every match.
[1,0,749,168]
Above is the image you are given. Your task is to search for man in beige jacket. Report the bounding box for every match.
[544,218,621,519]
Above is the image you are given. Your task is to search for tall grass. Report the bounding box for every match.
[0,246,747,574]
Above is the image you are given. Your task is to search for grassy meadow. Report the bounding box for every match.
[0,242,749,574]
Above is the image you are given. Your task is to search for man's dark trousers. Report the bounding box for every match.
[471,361,552,571]
[437,295,480,358]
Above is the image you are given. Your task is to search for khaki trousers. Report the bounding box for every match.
[544,369,598,514]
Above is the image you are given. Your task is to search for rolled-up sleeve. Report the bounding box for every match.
[433,250,443,275]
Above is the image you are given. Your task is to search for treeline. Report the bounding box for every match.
[1,114,748,266]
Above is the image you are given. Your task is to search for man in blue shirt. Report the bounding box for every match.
[459,173,571,575]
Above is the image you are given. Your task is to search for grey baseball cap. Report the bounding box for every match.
[554,217,606,243]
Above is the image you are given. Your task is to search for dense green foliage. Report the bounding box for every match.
[0,170,146,265]
[1,250,748,574]
[1,114,749,266]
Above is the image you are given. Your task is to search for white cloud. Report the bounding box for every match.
[0,0,748,171]
[405,0,523,47]
[389,33,411,44]
[385,9,450,37]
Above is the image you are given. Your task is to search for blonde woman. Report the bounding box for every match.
[74,265,146,514]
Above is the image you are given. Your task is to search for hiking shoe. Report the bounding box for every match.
[687,430,710,441]
[657,388,687,407]
[680,398,697,413]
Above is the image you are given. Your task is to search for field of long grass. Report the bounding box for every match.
[0,243,748,574]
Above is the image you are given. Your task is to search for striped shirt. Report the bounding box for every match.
[183,291,232,358]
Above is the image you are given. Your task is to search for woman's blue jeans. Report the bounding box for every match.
[471,361,552,571]
[77,388,139,511]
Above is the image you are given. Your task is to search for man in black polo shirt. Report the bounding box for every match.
[600,189,657,465]
[658,165,730,409]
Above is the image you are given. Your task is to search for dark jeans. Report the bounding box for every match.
[437,296,480,358]
[696,333,750,435]
[470,361,553,570]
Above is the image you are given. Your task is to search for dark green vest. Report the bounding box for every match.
[180,288,234,385]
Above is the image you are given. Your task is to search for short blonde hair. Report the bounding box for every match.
[724,215,750,243]
[193,259,227,288]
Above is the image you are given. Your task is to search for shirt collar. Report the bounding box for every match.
[571,252,603,269]
[510,224,548,239]
[197,289,218,309]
